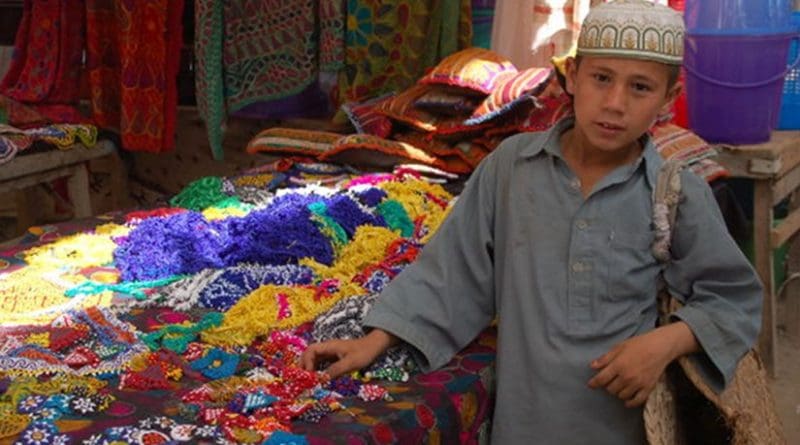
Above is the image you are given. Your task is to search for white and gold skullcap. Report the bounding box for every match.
[577,0,685,65]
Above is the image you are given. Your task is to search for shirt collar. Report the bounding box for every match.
[517,116,662,189]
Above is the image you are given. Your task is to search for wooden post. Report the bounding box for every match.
[754,180,778,377]
[65,164,92,218]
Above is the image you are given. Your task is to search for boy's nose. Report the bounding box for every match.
[603,83,627,113]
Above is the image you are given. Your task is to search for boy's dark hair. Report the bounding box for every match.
[573,55,681,94]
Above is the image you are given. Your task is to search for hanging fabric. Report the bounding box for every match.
[337,0,473,107]
[194,0,346,160]
[85,0,184,153]
[0,0,86,126]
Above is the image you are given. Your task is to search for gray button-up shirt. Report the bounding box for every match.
[363,118,762,444]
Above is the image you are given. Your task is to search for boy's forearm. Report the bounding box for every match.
[658,321,700,362]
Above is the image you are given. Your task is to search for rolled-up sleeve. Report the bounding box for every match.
[362,152,499,372]
[665,171,763,390]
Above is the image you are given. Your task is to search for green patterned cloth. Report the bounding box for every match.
[195,0,345,160]
[338,0,473,108]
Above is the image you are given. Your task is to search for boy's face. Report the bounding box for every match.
[565,56,680,154]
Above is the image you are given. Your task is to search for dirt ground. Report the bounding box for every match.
[771,330,800,443]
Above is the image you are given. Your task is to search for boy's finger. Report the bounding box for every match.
[625,390,648,408]
[590,348,618,369]
[324,359,352,379]
[588,367,615,389]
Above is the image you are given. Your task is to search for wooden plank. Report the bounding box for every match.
[0,164,80,194]
[771,207,800,249]
[0,141,115,182]
[772,165,800,205]
[784,193,800,342]
[753,181,778,377]
[713,131,800,179]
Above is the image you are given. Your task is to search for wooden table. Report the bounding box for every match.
[0,140,123,231]
[713,131,800,377]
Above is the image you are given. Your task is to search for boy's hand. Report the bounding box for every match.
[588,321,699,408]
[300,329,398,379]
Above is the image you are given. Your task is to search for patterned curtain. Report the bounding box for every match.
[194,0,346,160]
[337,0,473,106]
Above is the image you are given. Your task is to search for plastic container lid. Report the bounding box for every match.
[685,0,795,35]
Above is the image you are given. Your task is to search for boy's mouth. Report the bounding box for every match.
[596,121,624,131]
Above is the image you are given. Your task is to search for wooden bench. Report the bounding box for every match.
[0,139,124,232]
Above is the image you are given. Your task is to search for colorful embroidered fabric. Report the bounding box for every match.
[0,307,147,376]
[195,0,345,159]
[419,47,517,95]
[338,0,473,107]
[85,0,184,153]
[0,123,98,165]
[0,165,498,443]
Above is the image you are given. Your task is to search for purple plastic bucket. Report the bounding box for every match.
[684,32,799,144]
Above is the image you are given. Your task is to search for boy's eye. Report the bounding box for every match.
[632,82,653,92]
[592,73,611,83]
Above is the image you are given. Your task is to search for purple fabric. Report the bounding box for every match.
[230,81,332,120]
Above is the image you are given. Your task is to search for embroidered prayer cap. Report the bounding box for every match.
[577,0,684,65]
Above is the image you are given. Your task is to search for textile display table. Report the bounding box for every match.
[0,140,123,233]
[713,131,800,377]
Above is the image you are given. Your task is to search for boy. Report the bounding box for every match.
[301,1,763,443]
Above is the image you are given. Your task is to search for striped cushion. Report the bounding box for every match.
[320,134,446,170]
[245,128,343,157]
[466,68,554,125]
[341,93,394,138]
[419,47,518,95]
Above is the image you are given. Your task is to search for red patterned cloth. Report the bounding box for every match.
[0,0,183,152]
[86,0,184,153]
[0,0,86,126]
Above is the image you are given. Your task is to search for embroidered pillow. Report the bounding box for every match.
[517,93,574,133]
[419,47,518,95]
[377,84,492,137]
[320,134,448,170]
[393,131,457,158]
[341,93,394,138]
[245,128,343,157]
[465,67,555,125]
[413,87,482,116]
[650,123,717,165]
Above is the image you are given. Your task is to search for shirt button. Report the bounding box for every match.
[571,262,584,272]
[576,220,588,230]
[570,179,581,191]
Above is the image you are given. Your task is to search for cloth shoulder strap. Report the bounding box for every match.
[651,159,685,264]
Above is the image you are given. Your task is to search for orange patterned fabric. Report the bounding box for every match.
[320,134,448,171]
[466,67,554,124]
[377,84,491,138]
[418,47,517,94]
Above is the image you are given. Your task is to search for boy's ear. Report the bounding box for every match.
[564,57,578,95]
[659,81,682,116]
